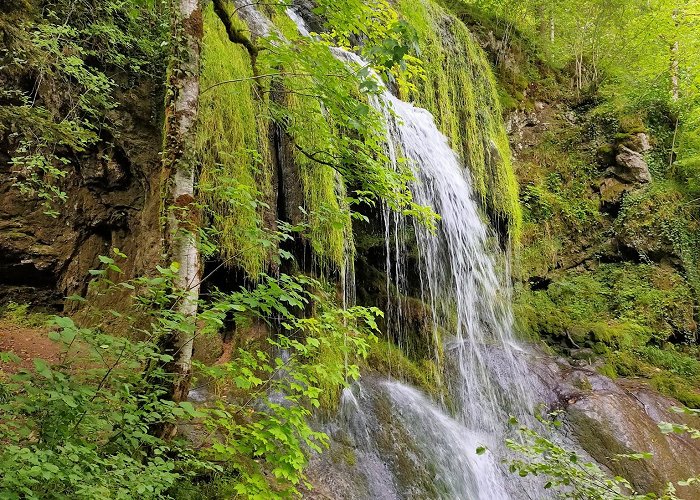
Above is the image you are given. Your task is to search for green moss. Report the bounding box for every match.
[364,340,441,398]
[637,346,700,379]
[315,333,346,414]
[395,0,522,240]
[514,263,696,347]
[330,445,357,466]
[618,115,646,134]
[268,10,353,271]
[0,302,52,328]
[198,5,273,276]
[601,346,700,409]
[617,181,700,303]
[284,89,352,271]
[651,375,700,409]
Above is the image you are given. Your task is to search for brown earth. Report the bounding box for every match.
[0,320,60,372]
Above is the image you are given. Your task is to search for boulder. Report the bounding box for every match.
[599,177,632,211]
[528,354,700,497]
[611,145,652,184]
[635,132,652,153]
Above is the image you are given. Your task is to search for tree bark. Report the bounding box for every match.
[670,9,679,101]
[160,0,203,426]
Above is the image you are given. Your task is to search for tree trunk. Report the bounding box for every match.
[160,0,203,420]
[670,9,679,101]
[550,16,555,43]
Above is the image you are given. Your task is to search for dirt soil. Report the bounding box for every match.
[0,320,61,372]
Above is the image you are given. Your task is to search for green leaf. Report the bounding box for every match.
[0,351,20,363]
[33,359,53,379]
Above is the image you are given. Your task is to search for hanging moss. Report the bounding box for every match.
[285,89,352,270]
[395,0,522,239]
[197,5,273,277]
[269,10,354,272]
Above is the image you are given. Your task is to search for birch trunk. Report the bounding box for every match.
[161,0,203,413]
[550,16,555,43]
[671,10,679,101]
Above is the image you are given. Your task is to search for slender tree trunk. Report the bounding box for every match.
[671,9,679,101]
[549,16,555,43]
[670,40,679,100]
[160,0,203,419]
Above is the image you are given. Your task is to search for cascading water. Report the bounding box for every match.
[377,90,536,429]
[286,6,541,498]
[331,50,537,499]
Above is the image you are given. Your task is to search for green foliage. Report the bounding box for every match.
[504,415,647,499]
[0,249,381,498]
[514,263,695,347]
[258,11,436,226]
[514,260,700,406]
[503,411,700,499]
[0,302,52,328]
[196,294,380,496]
[198,0,436,272]
[617,181,700,300]
[0,315,203,499]
[313,0,424,92]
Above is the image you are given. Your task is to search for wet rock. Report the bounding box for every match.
[528,353,700,497]
[569,385,700,497]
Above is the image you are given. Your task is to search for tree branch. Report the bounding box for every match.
[212,0,259,68]
[201,72,351,94]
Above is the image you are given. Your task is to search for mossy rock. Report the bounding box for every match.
[618,115,647,135]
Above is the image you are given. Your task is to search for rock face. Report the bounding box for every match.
[530,353,700,496]
[599,176,632,209]
[598,143,652,214]
[0,85,163,309]
[306,356,700,499]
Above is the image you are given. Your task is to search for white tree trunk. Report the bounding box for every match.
[162,0,202,408]
[550,17,555,43]
[671,10,679,101]
[671,40,679,101]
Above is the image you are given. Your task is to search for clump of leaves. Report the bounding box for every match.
[0,249,381,498]
[2,0,167,216]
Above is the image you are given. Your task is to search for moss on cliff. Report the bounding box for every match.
[515,263,696,347]
[502,55,700,406]
[395,0,522,240]
[197,6,355,274]
[198,5,273,276]
[364,339,442,398]
[616,181,700,297]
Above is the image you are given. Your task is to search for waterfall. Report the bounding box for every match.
[286,6,540,498]
[377,89,535,430]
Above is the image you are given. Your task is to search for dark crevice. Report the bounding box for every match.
[528,276,551,291]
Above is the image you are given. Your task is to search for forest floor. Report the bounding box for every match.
[0,320,60,372]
